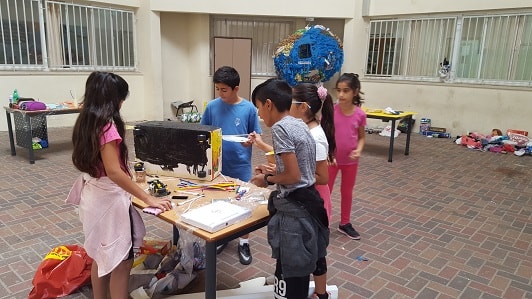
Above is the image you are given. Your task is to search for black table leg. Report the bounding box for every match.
[388,119,396,162]
[26,115,35,164]
[205,241,217,299]
[5,110,16,156]
[405,116,412,156]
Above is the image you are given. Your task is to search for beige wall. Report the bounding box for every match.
[150,0,356,18]
[1,0,531,136]
[362,81,530,135]
[364,0,532,16]
[350,0,532,135]
[160,13,212,121]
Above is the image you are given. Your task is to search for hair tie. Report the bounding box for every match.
[317,86,328,101]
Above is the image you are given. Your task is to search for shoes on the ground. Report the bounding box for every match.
[216,243,227,254]
[311,291,331,299]
[265,275,275,285]
[338,223,361,240]
[238,243,252,265]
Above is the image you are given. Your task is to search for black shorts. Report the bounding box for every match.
[274,259,310,299]
[313,256,327,276]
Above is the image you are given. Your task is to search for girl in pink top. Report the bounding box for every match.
[328,73,366,240]
[71,72,172,298]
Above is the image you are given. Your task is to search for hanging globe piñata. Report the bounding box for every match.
[273,25,343,86]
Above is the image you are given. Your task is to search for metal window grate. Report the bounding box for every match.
[46,1,136,70]
[0,0,136,71]
[0,0,44,69]
[458,14,532,82]
[212,16,294,76]
[366,13,532,85]
[367,18,456,78]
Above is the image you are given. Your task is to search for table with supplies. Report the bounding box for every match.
[364,108,417,162]
[132,175,271,299]
[4,106,81,164]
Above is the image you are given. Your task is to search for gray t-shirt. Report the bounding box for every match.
[272,115,316,196]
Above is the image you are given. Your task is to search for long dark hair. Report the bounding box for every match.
[72,71,129,177]
[336,73,364,106]
[292,83,335,161]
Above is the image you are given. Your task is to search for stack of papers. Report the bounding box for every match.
[180,201,252,233]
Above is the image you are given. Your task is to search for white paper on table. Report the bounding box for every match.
[222,135,249,143]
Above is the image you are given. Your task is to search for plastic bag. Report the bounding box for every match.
[29,245,93,299]
[379,125,401,138]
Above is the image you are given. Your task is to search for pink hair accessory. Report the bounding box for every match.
[317,86,328,101]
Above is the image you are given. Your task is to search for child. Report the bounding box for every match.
[68,71,172,298]
[328,73,366,240]
[251,82,334,299]
[200,66,262,265]
[250,79,329,299]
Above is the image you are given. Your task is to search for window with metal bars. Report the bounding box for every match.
[211,16,295,76]
[458,14,532,83]
[367,18,456,78]
[366,13,532,85]
[0,0,136,71]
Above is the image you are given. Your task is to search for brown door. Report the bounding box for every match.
[214,37,252,100]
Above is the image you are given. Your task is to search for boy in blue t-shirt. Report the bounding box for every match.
[200,66,262,265]
[250,78,329,299]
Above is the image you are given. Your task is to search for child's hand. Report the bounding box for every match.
[349,149,362,160]
[249,131,263,144]
[241,138,253,147]
[328,157,337,166]
[256,163,276,175]
[145,195,173,212]
[250,173,268,187]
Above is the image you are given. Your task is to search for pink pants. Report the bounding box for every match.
[328,163,359,225]
[315,184,332,226]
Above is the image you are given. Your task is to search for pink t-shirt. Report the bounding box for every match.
[98,123,126,176]
[333,104,367,165]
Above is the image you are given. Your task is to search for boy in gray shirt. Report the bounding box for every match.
[251,78,329,299]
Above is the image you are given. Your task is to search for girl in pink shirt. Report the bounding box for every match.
[328,73,366,240]
[71,72,172,298]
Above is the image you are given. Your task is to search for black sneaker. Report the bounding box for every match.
[216,243,227,254]
[338,223,361,240]
[238,243,252,265]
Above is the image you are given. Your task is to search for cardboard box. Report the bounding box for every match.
[134,121,222,181]
[428,126,446,133]
[419,118,431,133]
[507,129,528,137]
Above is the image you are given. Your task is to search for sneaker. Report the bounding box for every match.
[338,223,361,240]
[216,243,227,255]
[265,275,275,285]
[311,292,331,299]
[238,243,252,265]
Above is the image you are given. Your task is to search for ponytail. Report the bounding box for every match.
[320,93,335,161]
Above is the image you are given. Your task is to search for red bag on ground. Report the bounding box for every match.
[29,245,93,299]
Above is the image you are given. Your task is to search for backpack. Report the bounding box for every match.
[19,100,47,111]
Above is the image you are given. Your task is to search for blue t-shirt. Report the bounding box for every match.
[201,98,262,181]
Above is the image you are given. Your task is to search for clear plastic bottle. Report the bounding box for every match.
[12,89,19,103]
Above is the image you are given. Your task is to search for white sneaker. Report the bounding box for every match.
[514,148,526,156]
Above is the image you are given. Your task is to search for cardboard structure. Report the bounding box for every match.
[134,121,222,181]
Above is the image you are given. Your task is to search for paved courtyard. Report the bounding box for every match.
[0,123,530,298]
